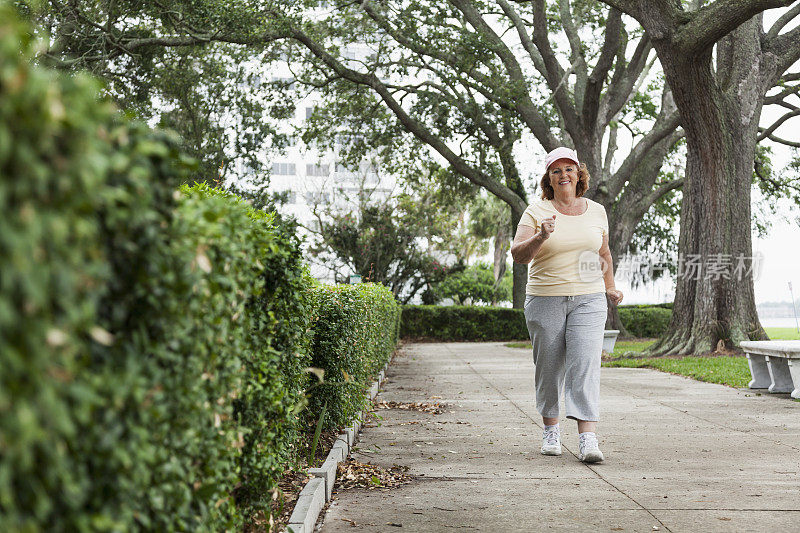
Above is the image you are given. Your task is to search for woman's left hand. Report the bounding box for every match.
[606,288,623,306]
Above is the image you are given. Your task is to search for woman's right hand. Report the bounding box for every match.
[539,215,556,240]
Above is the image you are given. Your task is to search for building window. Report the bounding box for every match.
[305,106,315,119]
[272,162,296,175]
[306,164,330,177]
[305,191,331,204]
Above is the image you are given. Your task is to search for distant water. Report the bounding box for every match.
[760,316,800,329]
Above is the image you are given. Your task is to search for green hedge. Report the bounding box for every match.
[400,305,529,341]
[617,307,672,338]
[618,303,673,310]
[310,284,401,429]
[0,8,315,529]
[400,304,673,341]
[173,183,314,525]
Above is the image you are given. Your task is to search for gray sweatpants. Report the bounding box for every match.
[523,293,607,421]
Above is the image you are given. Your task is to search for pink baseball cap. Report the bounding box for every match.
[544,147,580,172]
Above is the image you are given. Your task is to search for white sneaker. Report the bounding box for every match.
[578,432,604,463]
[541,426,562,456]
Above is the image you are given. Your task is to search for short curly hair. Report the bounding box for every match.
[540,163,591,200]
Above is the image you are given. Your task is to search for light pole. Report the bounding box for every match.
[790,281,800,334]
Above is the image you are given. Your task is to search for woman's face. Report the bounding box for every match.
[548,158,579,195]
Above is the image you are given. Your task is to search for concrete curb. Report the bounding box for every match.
[284,360,389,533]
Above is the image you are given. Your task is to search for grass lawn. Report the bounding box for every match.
[504,341,530,349]
[602,338,752,387]
[603,355,751,388]
[764,327,800,340]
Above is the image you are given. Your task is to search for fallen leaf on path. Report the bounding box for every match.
[337,459,411,490]
[375,400,446,414]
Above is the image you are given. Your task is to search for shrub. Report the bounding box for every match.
[176,184,314,519]
[0,8,313,528]
[400,304,674,341]
[434,262,512,305]
[0,8,145,529]
[309,284,400,429]
[401,305,529,341]
[617,307,672,337]
[618,303,673,310]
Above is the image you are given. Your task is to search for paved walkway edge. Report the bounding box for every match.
[286,362,389,533]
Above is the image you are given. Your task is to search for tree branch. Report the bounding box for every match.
[756,108,800,141]
[583,8,622,128]
[766,2,800,40]
[450,0,561,149]
[600,32,653,126]
[642,177,684,207]
[360,0,558,149]
[595,0,639,16]
[763,81,800,107]
[558,0,588,113]
[674,0,794,55]
[758,131,800,148]
[495,0,547,77]
[603,117,620,177]
[289,27,527,214]
[608,110,682,197]
[530,0,581,135]
[767,23,800,79]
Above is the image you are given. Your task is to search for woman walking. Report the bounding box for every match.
[510,147,623,463]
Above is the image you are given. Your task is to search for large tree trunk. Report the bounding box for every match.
[648,19,767,355]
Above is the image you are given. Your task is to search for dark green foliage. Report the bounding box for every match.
[0,9,316,529]
[400,304,674,341]
[617,306,672,338]
[310,284,400,429]
[27,1,282,187]
[309,187,467,304]
[0,8,120,530]
[433,262,512,305]
[174,184,314,525]
[618,303,673,310]
[400,306,529,341]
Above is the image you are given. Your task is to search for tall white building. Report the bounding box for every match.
[236,42,397,283]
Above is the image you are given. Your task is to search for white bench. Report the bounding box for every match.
[740,340,800,398]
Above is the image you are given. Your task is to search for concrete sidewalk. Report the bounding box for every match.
[318,342,800,532]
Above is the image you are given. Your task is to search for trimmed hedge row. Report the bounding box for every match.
[617,306,672,338]
[400,305,529,341]
[310,284,401,429]
[1,9,401,529]
[400,304,673,341]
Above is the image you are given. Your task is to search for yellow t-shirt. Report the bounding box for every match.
[517,198,609,296]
